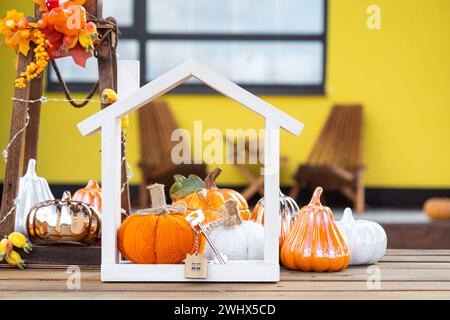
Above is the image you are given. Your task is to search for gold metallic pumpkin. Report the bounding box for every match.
[26,191,101,246]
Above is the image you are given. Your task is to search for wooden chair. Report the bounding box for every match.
[225,137,288,201]
[138,100,207,207]
[290,105,365,213]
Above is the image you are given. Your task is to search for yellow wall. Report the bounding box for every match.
[1,0,450,188]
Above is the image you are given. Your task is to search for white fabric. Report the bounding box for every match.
[204,221,264,260]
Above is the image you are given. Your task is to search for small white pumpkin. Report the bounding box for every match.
[336,208,387,265]
[204,200,264,261]
[15,159,54,235]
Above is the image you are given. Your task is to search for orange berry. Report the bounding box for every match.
[5,19,16,30]
[17,19,29,30]
[20,30,31,39]
[37,19,47,29]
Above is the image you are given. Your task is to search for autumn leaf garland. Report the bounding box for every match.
[0,0,99,88]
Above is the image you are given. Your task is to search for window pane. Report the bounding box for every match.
[147,0,324,34]
[146,40,323,85]
[117,39,140,60]
[103,0,134,28]
[50,57,98,83]
[50,39,140,83]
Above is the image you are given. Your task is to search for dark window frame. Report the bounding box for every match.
[47,0,327,95]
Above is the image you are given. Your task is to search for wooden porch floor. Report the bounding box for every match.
[1,250,450,300]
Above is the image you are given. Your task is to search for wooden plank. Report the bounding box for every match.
[0,52,33,235]
[3,261,449,272]
[385,249,450,256]
[1,249,449,297]
[281,268,450,281]
[1,261,449,282]
[117,61,139,216]
[22,77,43,172]
[101,120,122,265]
[25,246,100,266]
[382,223,450,249]
[1,290,450,300]
[0,264,100,271]
[84,0,102,16]
[2,279,450,292]
[101,263,280,282]
[66,261,450,271]
[380,255,450,262]
[263,117,280,266]
[2,264,450,283]
[96,24,131,215]
[22,3,46,171]
[376,262,450,269]
[0,270,101,281]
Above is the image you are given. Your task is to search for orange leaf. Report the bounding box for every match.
[48,42,92,68]
[18,38,30,56]
[68,43,93,67]
[5,10,24,22]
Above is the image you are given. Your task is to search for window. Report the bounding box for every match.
[47,0,327,94]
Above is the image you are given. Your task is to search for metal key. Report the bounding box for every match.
[185,210,228,264]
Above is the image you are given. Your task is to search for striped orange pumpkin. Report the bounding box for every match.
[72,180,102,211]
[281,187,350,272]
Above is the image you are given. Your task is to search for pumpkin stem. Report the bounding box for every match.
[86,179,100,189]
[205,168,222,189]
[24,159,37,178]
[148,184,167,209]
[310,187,323,206]
[342,208,355,223]
[62,191,72,202]
[222,200,242,228]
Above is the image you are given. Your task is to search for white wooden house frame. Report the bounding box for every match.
[78,59,304,282]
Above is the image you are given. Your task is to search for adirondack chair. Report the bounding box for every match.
[225,136,289,200]
[138,100,207,207]
[290,105,365,213]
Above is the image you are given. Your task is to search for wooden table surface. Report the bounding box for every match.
[1,250,450,300]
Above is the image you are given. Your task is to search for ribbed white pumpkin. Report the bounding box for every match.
[336,208,387,265]
[15,159,54,235]
[204,200,264,261]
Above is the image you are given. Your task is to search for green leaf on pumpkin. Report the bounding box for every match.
[169,174,205,199]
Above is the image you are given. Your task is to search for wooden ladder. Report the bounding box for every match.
[0,0,131,236]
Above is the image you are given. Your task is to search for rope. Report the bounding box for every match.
[11,96,102,104]
[50,59,99,108]
[49,15,120,109]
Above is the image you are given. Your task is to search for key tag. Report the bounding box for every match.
[186,210,228,264]
[184,253,208,279]
[185,210,208,279]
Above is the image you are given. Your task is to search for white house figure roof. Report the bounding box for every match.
[78,59,304,136]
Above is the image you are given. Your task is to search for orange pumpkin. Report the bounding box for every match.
[117,184,203,264]
[281,187,350,272]
[424,198,450,220]
[72,179,102,211]
[169,168,251,223]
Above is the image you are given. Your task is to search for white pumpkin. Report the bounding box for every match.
[336,208,387,265]
[14,159,54,235]
[204,200,264,261]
